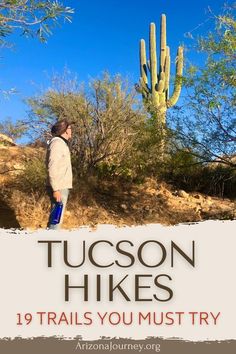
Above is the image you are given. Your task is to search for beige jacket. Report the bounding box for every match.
[46,137,73,191]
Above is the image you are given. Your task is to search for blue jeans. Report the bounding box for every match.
[47,187,69,230]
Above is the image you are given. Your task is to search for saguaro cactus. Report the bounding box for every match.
[136,14,184,125]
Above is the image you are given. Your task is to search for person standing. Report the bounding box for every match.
[46,119,73,230]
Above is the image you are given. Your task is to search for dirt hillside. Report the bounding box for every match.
[0,145,235,230]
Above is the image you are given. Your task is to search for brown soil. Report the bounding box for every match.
[0,146,235,230]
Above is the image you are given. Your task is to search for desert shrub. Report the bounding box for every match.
[0,118,27,142]
[161,150,236,198]
[26,72,146,178]
[17,157,47,193]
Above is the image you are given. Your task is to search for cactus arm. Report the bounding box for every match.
[159,14,167,109]
[164,46,170,100]
[139,39,150,100]
[157,79,164,93]
[140,39,148,87]
[167,46,184,108]
[158,72,165,96]
[149,22,159,106]
[160,14,167,73]
[159,71,165,81]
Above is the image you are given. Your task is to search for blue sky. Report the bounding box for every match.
[0,0,227,134]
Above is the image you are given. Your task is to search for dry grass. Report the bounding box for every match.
[7,178,234,230]
[0,146,235,230]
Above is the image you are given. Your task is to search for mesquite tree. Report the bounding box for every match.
[0,1,74,46]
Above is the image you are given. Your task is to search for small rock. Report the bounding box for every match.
[178,190,189,198]
[120,204,128,210]
[13,163,24,170]
[0,133,15,146]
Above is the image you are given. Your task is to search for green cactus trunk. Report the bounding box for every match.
[137,14,183,128]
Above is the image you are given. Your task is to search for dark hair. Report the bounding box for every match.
[51,119,71,136]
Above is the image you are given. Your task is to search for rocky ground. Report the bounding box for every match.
[0,145,235,230]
